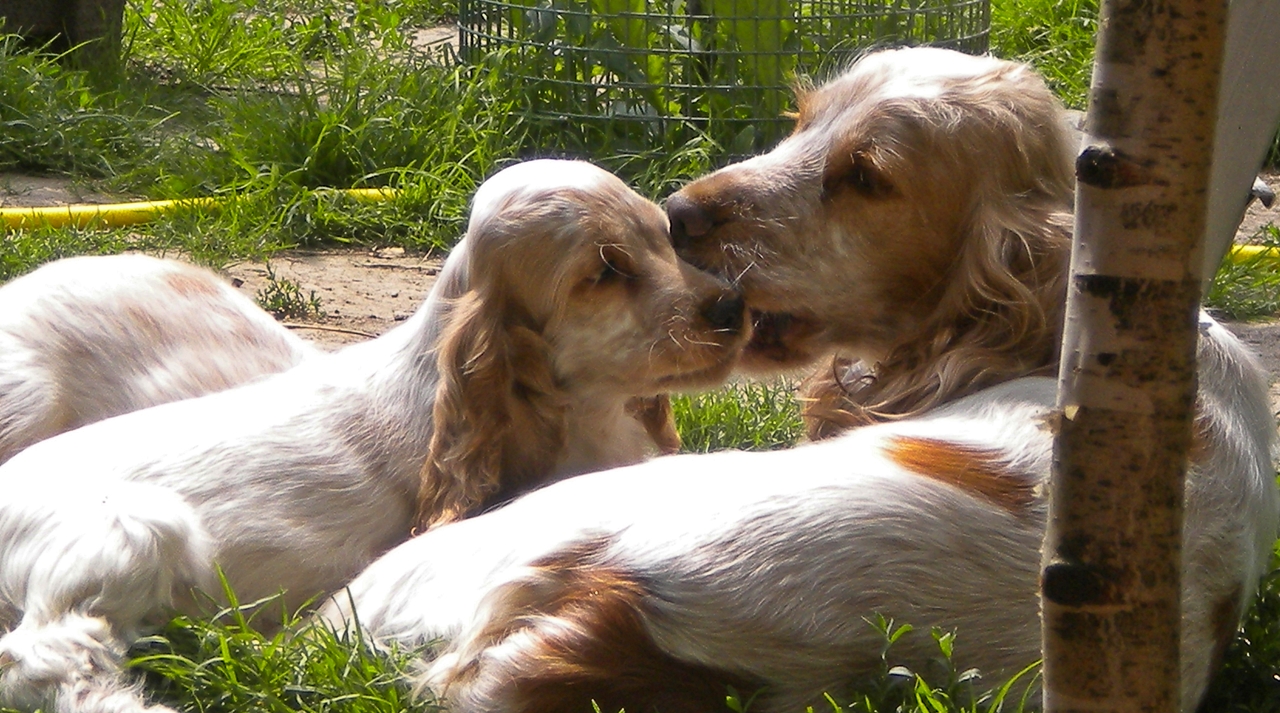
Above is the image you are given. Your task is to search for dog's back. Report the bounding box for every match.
[323,318,1276,713]
[0,254,313,463]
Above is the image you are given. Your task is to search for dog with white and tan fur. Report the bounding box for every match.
[0,160,747,713]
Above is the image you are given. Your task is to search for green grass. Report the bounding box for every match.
[132,619,430,713]
[1206,226,1280,321]
[673,380,804,453]
[989,0,1096,109]
[119,597,1040,713]
[124,576,436,713]
[0,33,163,176]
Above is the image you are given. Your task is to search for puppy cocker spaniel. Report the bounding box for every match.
[0,160,747,713]
[321,49,1278,713]
[0,253,315,463]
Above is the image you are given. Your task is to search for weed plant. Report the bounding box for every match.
[257,263,326,320]
[1206,226,1280,321]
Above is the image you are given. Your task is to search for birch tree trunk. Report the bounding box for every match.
[1041,0,1227,711]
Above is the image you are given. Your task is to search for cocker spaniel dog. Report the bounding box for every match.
[0,253,315,464]
[669,46,1074,435]
[319,49,1278,713]
[0,159,747,713]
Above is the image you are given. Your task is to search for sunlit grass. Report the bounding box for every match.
[116,594,1041,713]
[1205,226,1280,321]
[674,380,803,453]
[989,0,1097,109]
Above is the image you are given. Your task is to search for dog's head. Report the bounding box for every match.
[418,160,748,528]
[668,47,1075,377]
[457,159,748,395]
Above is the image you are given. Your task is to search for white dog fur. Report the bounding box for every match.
[0,160,747,713]
[0,253,314,464]
[322,48,1280,713]
[322,316,1276,713]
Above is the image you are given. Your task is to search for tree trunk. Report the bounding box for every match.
[0,0,125,80]
[1041,0,1227,711]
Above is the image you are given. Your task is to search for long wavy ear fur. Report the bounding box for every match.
[802,201,1073,439]
[415,292,568,531]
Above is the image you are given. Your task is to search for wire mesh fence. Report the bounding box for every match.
[458,0,989,159]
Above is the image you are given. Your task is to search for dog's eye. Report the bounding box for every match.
[591,246,635,285]
[596,260,624,283]
[823,152,894,200]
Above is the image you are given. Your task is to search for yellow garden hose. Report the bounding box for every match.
[0,187,398,230]
[1228,244,1280,264]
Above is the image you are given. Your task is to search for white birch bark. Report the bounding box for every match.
[1041,0,1228,711]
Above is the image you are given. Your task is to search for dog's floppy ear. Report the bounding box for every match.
[918,196,1072,394]
[626,395,681,455]
[415,292,568,531]
[801,200,1072,440]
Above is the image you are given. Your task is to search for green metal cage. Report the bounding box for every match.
[458,0,990,157]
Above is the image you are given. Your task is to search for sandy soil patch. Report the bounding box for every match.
[222,247,444,350]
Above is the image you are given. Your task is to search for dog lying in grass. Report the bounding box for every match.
[0,159,747,713]
[0,253,315,464]
[319,48,1279,713]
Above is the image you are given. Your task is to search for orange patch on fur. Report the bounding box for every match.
[885,436,1035,514]
[164,271,221,297]
[444,538,755,713]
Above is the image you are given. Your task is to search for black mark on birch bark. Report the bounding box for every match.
[1043,561,1110,606]
[1119,201,1177,230]
[1076,146,1151,189]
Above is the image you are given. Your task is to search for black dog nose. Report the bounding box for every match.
[667,193,714,251]
[701,291,746,333]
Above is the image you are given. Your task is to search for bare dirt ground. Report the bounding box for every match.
[4,171,1280,410]
[222,248,444,349]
